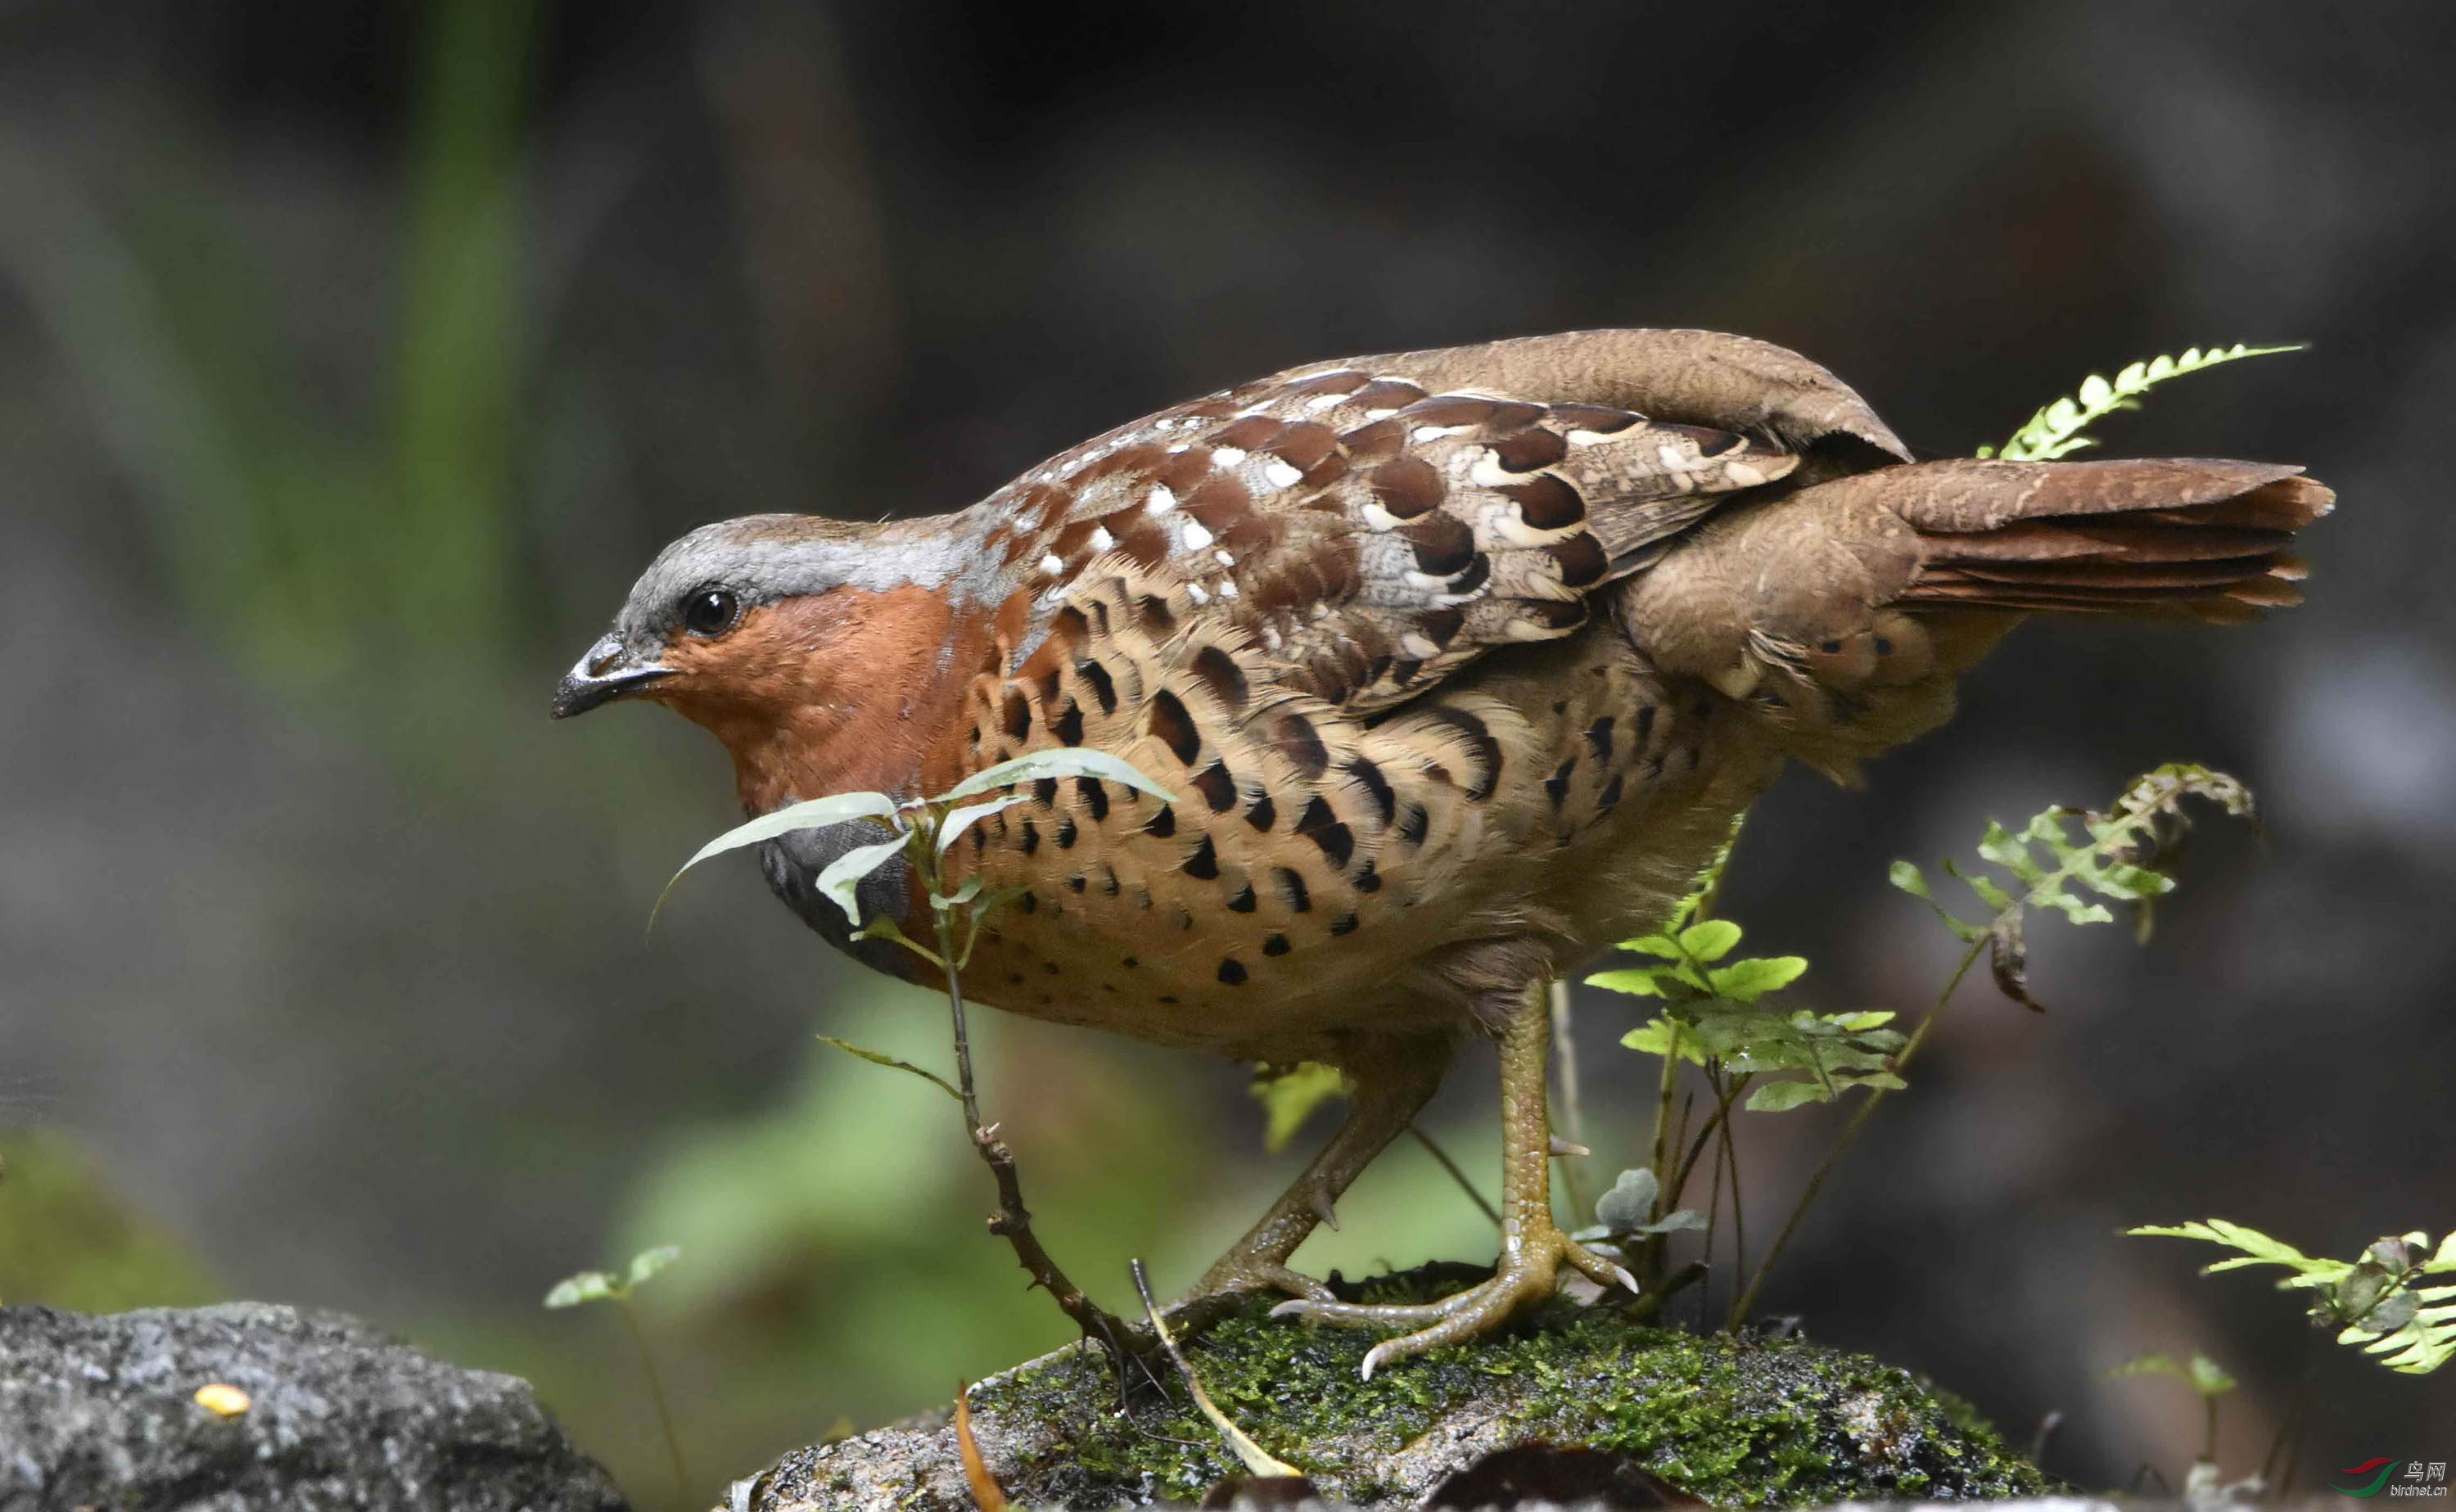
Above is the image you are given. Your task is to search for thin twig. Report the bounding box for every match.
[1669,1071,1753,1203]
[1641,1019,1683,1287]
[1131,1259,1302,1479]
[1721,1085,1745,1329]
[1700,1122,1725,1330]
[1731,937,1984,1326]
[616,1298,689,1505]
[932,893,1134,1351]
[1408,1122,1501,1228]
[1548,978,1591,1221]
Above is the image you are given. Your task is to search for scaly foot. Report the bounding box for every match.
[1270,1224,1637,1378]
[1191,1255,1338,1306]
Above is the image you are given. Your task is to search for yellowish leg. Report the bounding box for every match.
[1270,981,1636,1378]
[1182,1036,1451,1308]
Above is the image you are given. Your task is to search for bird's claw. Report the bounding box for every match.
[1270,1230,1636,1379]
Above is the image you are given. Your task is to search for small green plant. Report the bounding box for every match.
[544,1245,688,1502]
[1587,765,2260,1331]
[1889,763,2255,1010]
[663,747,1175,1350]
[1977,342,2300,461]
[2129,1222,2456,1376]
[1585,821,1906,1307]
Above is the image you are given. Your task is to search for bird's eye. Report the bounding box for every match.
[681,588,741,637]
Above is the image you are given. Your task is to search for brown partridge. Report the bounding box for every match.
[553,328,2331,1373]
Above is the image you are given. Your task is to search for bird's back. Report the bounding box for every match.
[746,330,2326,1064]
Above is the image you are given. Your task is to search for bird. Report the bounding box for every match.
[552,328,2330,1375]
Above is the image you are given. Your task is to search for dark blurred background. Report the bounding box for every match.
[2,0,2449,1502]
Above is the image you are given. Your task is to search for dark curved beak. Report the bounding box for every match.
[551,634,675,719]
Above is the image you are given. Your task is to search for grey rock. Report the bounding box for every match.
[0,1301,628,1511]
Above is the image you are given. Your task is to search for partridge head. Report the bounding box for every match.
[556,329,2330,1371]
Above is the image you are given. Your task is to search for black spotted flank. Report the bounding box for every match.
[1262,934,1290,957]
[1051,702,1085,746]
[1329,913,1359,936]
[1149,688,1201,765]
[1354,860,1382,894]
[1077,777,1108,822]
[1144,804,1176,839]
[1217,959,1248,986]
[1192,761,1238,814]
[1246,792,1276,830]
[1546,757,1575,809]
[1190,645,1248,712]
[1068,874,1086,893]
[1273,714,1330,779]
[1077,658,1117,714]
[1274,867,1312,913]
[1397,802,1429,847]
[1055,817,1078,849]
[1182,834,1220,880]
[1293,797,1355,869]
[1019,819,1041,855]
[1596,773,1624,815]
[1584,715,1614,762]
[1226,882,1257,913]
[1343,757,1396,826]
[1000,688,1031,742]
[1636,704,1656,743]
[1427,709,1502,801]
[1032,777,1059,807]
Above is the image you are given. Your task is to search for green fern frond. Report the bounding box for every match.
[2132,1221,2454,1375]
[1979,343,2302,462]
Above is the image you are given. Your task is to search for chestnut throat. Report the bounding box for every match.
[657,584,996,815]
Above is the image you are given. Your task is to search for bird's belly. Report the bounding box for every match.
[932,626,1781,1061]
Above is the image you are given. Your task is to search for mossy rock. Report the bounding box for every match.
[744,1265,2048,1510]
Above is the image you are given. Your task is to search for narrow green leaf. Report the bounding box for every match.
[938,794,1030,855]
[652,791,900,929]
[816,1034,962,1101]
[943,749,1175,804]
[1587,968,1667,997]
[1889,860,1931,898]
[2128,1219,2320,1271]
[815,835,912,926]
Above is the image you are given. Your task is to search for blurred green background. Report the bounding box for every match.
[2,2,2449,1506]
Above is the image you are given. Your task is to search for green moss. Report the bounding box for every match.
[970,1269,2048,1507]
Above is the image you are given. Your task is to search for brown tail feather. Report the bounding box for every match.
[1618,451,2332,728]
[1885,458,2332,624]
